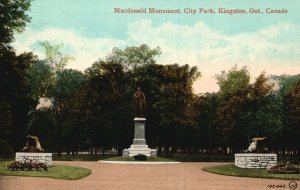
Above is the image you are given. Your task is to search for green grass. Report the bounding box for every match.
[53,154,116,161]
[202,164,300,180]
[0,161,91,180]
[164,154,234,162]
[103,156,176,162]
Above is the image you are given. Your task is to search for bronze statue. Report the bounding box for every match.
[22,135,44,152]
[134,87,146,117]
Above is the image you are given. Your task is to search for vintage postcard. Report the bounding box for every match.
[0,0,299,190]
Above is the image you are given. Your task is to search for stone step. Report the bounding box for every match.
[130,145,149,149]
[128,149,151,154]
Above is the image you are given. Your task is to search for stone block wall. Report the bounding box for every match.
[235,153,277,169]
[16,152,53,166]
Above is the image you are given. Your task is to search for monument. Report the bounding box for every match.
[235,137,277,169]
[22,135,44,152]
[16,135,52,166]
[245,137,268,153]
[123,87,157,157]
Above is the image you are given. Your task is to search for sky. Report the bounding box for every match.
[13,0,300,93]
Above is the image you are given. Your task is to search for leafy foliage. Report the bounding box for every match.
[1,38,299,157]
[0,0,32,45]
[282,80,300,150]
[0,1,34,156]
[84,61,131,154]
[106,44,161,71]
[0,48,36,152]
[215,65,250,98]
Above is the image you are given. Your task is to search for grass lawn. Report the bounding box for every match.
[53,154,115,161]
[0,161,91,180]
[202,164,300,180]
[165,154,233,162]
[103,156,176,162]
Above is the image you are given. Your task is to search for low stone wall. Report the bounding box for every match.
[16,152,53,166]
[235,153,277,169]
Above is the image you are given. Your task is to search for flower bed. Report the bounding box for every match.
[7,161,48,171]
[269,163,300,174]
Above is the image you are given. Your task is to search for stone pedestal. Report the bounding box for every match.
[16,152,53,166]
[235,153,277,169]
[123,118,157,157]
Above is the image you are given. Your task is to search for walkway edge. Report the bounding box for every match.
[98,160,181,164]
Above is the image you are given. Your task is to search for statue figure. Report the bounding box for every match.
[22,135,44,152]
[246,137,268,153]
[133,87,146,117]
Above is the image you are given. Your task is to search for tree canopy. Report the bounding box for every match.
[0,0,32,46]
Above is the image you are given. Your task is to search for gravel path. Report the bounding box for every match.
[0,161,297,190]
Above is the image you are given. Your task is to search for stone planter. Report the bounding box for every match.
[234,153,277,169]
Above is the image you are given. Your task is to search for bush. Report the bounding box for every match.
[133,154,147,161]
[268,163,300,174]
[7,161,48,171]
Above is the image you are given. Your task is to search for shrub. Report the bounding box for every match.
[7,161,48,171]
[133,154,147,161]
[268,163,300,174]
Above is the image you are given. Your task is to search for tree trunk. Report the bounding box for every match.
[118,146,123,156]
[57,116,62,157]
[157,146,162,155]
[165,146,170,156]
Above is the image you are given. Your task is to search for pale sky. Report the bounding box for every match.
[13,0,300,93]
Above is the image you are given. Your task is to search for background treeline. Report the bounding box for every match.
[1,42,299,157]
[0,0,299,157]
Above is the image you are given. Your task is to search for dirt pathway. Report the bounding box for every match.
[0,161,297,190]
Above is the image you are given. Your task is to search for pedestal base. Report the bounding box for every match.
[235,153,277,169]
[123,145,157,157]
[16,152,53,166]
[123,117,157,157]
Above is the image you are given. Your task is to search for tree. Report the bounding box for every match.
[272,74,300,95]
[215,65,250,98]
[271,74,300,152]
[54,69,86,155]
[39,41,74,72]
[28,108,57,152]
[27,41,85,156]
[214,66,251,142]
[0,48,36,153]
[214,69,285,153]
[243,73,283,150]
[151,64,201,153]
[0,0,32,46]
[27,60,53,101]
[106,44,161,71]
[283,80,300,152]
[0,0,33,156]
[194,93,220,152]
[84,61,131,155]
